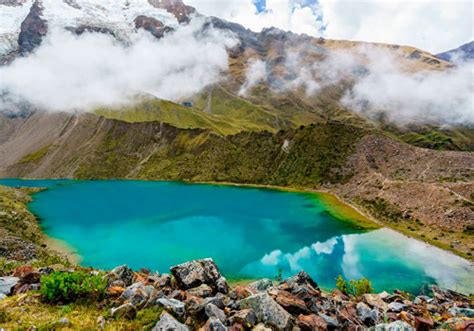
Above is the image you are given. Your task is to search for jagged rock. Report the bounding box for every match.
[120,282,149,307]
[357,302,378,324]
[0,277,19,296]
[296,314,328,330]
[374,320,415,331]
[109,279,126,288]
[239,292,293,330]
[187,284,213,298]
[363,293,388,310]
[110,303,136,319]
[152,312,189,331]
[441,318,474,331]
[270,289,309,315]
[203,317,227,331]
[205,303,226,323]
[318,313,339,328]
[170,258,228,294]
[229,309,257,327]
[252,324,272,331]
[249,279,273,292]
[388,302,407,313]
[414,316,434,331]
[107,265,134,287]
[449,307,474,318]
[281,271,319,291]
[157,298,186,316]
[229,286,256,300]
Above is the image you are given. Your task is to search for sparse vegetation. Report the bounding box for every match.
[336,275,374,296]
[19,144,53,164]
[40,270,107,304]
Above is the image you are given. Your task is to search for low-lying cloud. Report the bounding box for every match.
[0,18,237,111]
[241,46,474,126]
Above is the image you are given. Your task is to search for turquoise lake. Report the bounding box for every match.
[1,179,473,294]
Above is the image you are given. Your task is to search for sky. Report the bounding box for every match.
[186,0,474,54]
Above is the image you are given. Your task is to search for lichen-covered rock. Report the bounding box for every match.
[270,289,308,315]
[170,258,228,294]
[107,265,134,287]
[120,282,149,307]
[229,309,257,328]
[203,317,227,331]
[281,271,319,291]
[375,320,415,331]
[205,303,226,323]
[187,284,213,298]
[363,293,388,311]
[152,312,189,331]
[249,279,273,292]
[296,314,328,331]
[357,302,379,325]
[157,298,186,316]
[239,292,293,330]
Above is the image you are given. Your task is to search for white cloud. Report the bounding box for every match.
[187,0,325,37]
[261,249,282,265]
[188,0,472,54]
[0,17,238,111]
[311,237,338,255]
[277,46,474,126]
[319,0,473,54]
[238,58,268,96]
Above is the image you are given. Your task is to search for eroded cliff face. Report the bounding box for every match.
[0,111,472,258]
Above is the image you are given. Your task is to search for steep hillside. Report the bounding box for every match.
[436,41,474,63]
[0,111,472,258]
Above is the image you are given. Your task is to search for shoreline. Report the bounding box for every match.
[43,234,82,265]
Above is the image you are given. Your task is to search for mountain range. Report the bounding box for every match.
[0,0,473,259]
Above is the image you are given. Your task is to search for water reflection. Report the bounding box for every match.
[240,228,474,294]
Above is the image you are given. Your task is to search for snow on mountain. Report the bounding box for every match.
[0,0,34,56]
[0,0,183,58]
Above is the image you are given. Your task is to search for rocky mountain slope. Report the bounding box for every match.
[0,110,473,259]
[436,41,474,63]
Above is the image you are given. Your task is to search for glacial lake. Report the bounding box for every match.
[1,179,473,294]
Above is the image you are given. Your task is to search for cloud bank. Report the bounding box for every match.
[0,18,237,111]
[188,0,472,54]
[241,46,474,126]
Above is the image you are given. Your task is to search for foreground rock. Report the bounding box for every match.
[1,258,473,330]
[170,258,229,294]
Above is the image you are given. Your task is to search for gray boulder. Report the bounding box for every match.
[152,312,189,331]
[375,320,415,331]
[357,302,378,324]
[170,258,228,294]
[249,279,273,292]
[187,284,213,298]
[156,298,186,316]
[239,292,293,330]
[205,303,226,323]
[204,317,227,331]
[107,265,134,287]
[120,282,149,307]
[388,302,407,313]
[0,277,19,296]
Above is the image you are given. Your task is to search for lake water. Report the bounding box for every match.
[1,179,473,294]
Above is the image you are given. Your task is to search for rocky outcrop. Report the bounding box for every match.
[170,258,229,294]
[134,15,173,39]
[148,0,195,24]
[1,259,473,330]
[18,0,47,55]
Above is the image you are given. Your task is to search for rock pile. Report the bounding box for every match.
[1,258,473,330]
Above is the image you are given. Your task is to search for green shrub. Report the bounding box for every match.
[336,275,373,296]
[40,271,107,303]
